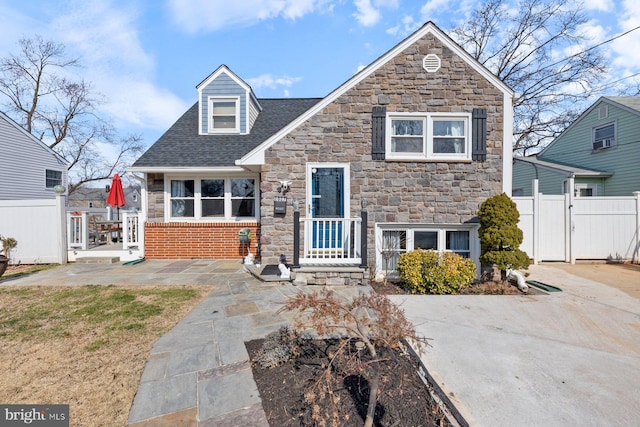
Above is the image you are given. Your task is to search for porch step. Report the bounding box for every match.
[75,256,121,264]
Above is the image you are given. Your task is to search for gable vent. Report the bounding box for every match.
[598,105,608,120]
[423,54,441,73]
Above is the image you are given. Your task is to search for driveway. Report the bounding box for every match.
[390,263,640,426]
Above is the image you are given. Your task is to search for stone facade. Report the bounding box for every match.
[259,33,505,269]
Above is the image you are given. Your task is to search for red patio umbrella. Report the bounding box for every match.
[106,173,126,219]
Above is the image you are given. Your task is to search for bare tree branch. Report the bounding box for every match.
[0,35,144,194]
[452,0,609,154]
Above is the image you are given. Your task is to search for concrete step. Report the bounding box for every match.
[75,256,121,264]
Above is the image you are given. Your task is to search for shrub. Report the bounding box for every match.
[0,236,18,260]
[254,325,303,368]
[397,250,477,294]
[478,193,529,270]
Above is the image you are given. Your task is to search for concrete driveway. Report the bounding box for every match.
[390,263,640,427]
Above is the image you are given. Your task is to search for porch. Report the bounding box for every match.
[66,210,143,262]
[287,213,369,286]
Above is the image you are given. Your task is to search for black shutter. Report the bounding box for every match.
[472,108,487,162]
[372,106,386,160]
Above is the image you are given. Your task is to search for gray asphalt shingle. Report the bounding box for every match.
[133,98,321,168]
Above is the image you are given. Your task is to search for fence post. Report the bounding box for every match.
[292,209,300,269]
[532,179,539,265]
[55,193,68,264]
[359,208,368,269]
[567,177,575,264]
[634,192,640,264]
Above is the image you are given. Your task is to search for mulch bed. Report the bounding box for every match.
[247,338,451,427]
[370,279,528,295]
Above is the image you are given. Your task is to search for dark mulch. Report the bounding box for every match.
[247,338,451,427]
[370,279,529,295]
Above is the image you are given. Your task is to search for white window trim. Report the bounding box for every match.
[208,96,240,134]
[385,112,472,161]
[574,183,596,197]
[591,120,616,151]
[164,174,259,222]
[375,223,480,279]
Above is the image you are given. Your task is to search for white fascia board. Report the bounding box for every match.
[127,166,248,174]
[196,65,251,92]
[238,21,513,166]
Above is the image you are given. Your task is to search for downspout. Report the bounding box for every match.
[128,171,147,258]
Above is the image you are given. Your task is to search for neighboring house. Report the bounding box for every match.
[130,21,514,282]
[513,96,640,197]
[0,111,68,199]
[69,186,141,211]
[0,111,69,264]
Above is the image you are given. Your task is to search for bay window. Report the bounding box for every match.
[168,176,257,220]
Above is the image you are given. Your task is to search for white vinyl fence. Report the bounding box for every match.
[514,181,640,264]
[0,195,67,264]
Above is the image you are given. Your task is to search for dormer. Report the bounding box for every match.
[196,65,262,135]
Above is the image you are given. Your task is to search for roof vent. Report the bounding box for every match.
[598,105,608,120]
[423,54,441,73]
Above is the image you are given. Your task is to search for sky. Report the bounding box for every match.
[1,0,639,155]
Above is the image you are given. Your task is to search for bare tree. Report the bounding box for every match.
[0,36,144,192]
[452,0,609,154]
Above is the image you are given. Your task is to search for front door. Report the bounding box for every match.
[306,163,350,252]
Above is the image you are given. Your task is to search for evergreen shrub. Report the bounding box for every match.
[478,193,530,270]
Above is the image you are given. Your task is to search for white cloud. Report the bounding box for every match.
[353,0,381,27]
[582,0,615,12]
[246,74,302,92]
[168,0,332,33]
[353,0,399,27]
[48,0,187,131]
[419,0,451,20]
[386,15,420,36]
[607,0,640,78]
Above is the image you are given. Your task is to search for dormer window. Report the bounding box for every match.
[209,97,239,133]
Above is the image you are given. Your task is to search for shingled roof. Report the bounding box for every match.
[132,97,321,168]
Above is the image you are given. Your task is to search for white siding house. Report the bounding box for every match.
[0,111,69,264]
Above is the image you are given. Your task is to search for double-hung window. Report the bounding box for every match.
[45,169,63,189]
[592,122,616,150]
[168,177,257,220]
[208,97,239,133]
[387,113,471,160]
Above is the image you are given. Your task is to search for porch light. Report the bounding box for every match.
[361,198,368,209]
[292,197,300,212]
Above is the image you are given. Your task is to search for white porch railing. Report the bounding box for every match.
[300,217,362,264]
[66,211,141,250]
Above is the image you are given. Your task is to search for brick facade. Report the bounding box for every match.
[144,221,260,259]
[259,33,505,268]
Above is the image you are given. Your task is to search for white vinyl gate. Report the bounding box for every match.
[514,181,640,263]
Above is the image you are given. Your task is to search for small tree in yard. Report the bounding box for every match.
[1,235,18,260]
[278,289,429,427]
[478,193,530,271]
